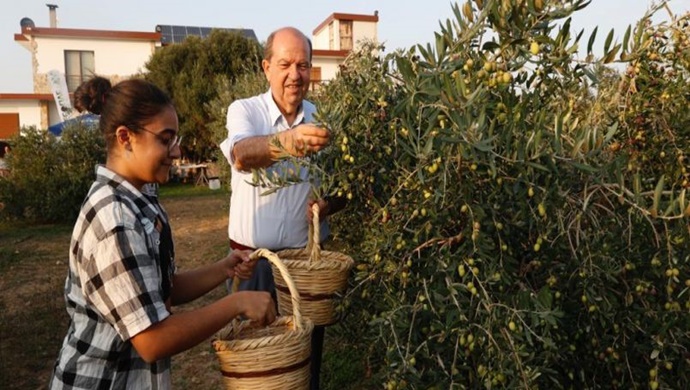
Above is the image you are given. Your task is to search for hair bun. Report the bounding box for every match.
[74,76,112,115]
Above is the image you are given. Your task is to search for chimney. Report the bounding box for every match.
[47,4,58,28]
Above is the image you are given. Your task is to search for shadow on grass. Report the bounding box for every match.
[0,222,71,388]
[0,293,66,389]
[322,322,378,390]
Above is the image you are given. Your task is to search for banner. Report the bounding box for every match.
[47,69,73,122]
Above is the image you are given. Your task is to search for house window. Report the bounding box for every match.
[328,22,334,50]
[310,67,322,91]
[64,50,95,92]
[339,20,353,50]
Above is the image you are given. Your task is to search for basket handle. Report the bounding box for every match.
[249,248,304,329]
[306,202,322,263]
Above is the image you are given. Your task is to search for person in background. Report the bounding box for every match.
[219,26,346,390]
[50,77,276,389]
[0,141,10,175]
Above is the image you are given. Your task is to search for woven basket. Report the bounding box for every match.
[213,249,314,390]
[273,203,354,326]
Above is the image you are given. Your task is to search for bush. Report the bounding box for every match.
[299,1,690,388]
[0,123,105,223]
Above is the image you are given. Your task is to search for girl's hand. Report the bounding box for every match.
[224,250,252,279]
[234,256,258,280]
[236,291,276,326]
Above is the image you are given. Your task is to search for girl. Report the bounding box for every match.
[50,77,276,389]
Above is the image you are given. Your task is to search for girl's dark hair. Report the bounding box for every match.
[73,76,112,114]
[75,76,173,149]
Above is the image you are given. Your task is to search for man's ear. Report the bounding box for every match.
[262,59,270,78]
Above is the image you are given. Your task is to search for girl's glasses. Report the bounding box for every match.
[130,126,181,152]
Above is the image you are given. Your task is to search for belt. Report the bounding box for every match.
[229,240,296,253]
[229,240,255,251]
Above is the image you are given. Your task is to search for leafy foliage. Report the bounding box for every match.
[144,30,263,161]
[0,124,105,223]
[285,0,690,388]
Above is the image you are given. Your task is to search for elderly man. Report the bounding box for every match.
[219,26,345,390]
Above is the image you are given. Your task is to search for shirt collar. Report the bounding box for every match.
[263,89,305,128]
[94,165,161,221]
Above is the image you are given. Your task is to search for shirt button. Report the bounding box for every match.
[156,239,160,245]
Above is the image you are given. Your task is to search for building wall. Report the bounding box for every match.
[0,100,44,129]
[312,57,343,81]
[32,37,157,93]
[313,23,331,50]
[353,21,377,49]
[46,100,60,128]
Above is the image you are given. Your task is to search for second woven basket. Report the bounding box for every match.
[213,249,314,390]
[273,203,354,326]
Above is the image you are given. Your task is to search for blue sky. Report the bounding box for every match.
[1,0,688,92]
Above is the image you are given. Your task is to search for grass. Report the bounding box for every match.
[0,220,72,388]
[0,223,71,271]
[158,181,230,198]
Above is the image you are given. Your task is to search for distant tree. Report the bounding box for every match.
[145,30,263,161]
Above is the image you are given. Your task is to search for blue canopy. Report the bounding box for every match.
[48,114,100,136]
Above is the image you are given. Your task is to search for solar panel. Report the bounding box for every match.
[155,25,257,45]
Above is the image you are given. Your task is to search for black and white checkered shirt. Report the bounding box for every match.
[51,166,175,389]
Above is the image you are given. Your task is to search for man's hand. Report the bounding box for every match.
[307,195,348,222]
[307,198,330,221]
[274,123,330,158]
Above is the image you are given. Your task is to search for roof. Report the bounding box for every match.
[14,27,161,42]
[0,93,54,101]
[156,25,258,45]
[312,49,350,58]
[313,12,379,36]
[14,24,257,47]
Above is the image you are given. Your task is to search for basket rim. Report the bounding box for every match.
[276,249,354,271]
[213,315,314,351]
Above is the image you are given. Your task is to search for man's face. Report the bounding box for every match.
[262,30,311,116]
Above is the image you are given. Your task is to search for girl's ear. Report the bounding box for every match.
[115,126,132,150]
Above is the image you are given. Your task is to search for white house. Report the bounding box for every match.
[0,6,379,138]
[1,27,161,135]
[310,12,379,89]
[0,93,54,138]
[0,5,161,138]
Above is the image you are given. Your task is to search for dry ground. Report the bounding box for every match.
[0,194,234,389]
